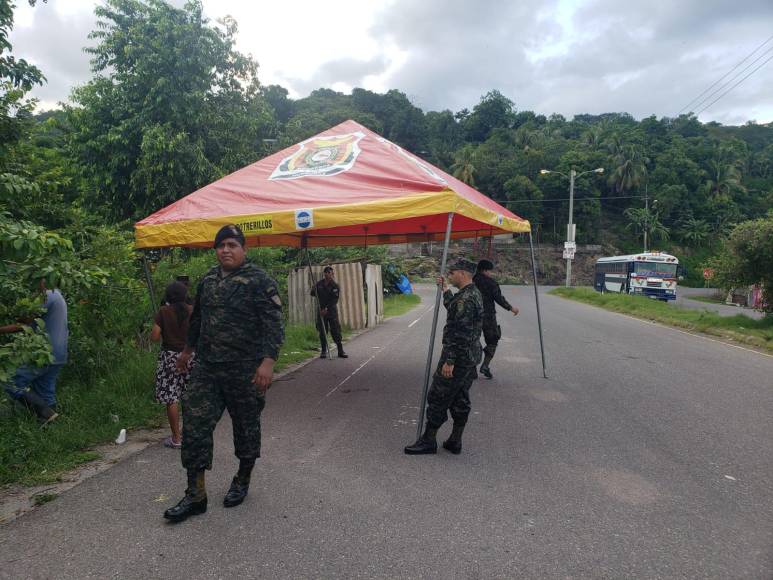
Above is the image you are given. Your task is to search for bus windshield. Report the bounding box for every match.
[634,262,677,276]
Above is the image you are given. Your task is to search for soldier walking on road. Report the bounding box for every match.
[405,258,483,456]
[311,266,348,359]
[163,224,284,523]
[473,259,518,379]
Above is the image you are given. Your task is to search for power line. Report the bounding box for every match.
[501,194,648,205]
[688,44,773,114]
[679,33,773,114]
[696,51,773,116]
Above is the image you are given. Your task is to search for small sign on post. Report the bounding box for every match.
[564,241,576,251]
[563,249,576,260]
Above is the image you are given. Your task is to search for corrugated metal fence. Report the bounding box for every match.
[288,262,383,330]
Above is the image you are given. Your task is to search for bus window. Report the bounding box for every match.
[633,262,677,276]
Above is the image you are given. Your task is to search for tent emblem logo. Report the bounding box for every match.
[295,209,314,230]
[270,132,365,180]
[497,214,504,226]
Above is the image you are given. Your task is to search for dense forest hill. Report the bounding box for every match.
[4,1,767,253]
[27,87,773,249]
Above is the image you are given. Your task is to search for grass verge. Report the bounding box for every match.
[686,295,725,305]
[550,287,773,353]
[0,323,335,488]
[383,293,421,318]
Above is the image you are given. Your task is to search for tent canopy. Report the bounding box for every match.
[135,120,530,249]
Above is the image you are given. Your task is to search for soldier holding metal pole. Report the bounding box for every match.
[404,258,483,456]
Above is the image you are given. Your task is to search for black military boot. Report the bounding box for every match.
[404,425,438,455]
[319,348,328,359]
[19,391,59,426]
[479,355,493,379]
[442,423,466,454]
[336,342,348,358]
[164,470,207,523]
[224,459,254,507]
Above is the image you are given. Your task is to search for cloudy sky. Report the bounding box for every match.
[10,0,773,125]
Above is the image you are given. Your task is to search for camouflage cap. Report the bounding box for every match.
[447,257,477,274]
[213,224,245,248]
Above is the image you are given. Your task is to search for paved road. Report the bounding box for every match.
[2,284,772,579]
[676,287,766,320]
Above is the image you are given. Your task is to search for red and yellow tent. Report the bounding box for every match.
[134,119,530,249]
[135,120,547,419]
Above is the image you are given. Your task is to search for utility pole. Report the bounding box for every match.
[566,169,576,288]
[540,166,604,288]
[644,186,648,253]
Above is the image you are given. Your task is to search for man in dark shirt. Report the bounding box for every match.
[310,266,347,358]
[163,224,284,523]
[405,258,483,455]
[473,259,519,379]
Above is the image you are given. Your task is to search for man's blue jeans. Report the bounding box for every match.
[4,364,63,408]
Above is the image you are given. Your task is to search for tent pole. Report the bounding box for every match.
[415,212,454,440]
[304,245,332,361]
[141,251,157,322]
[528,230,548,378]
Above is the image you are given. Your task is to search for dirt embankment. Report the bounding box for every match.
[391,240,609,286]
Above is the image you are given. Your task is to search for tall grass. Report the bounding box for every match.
[0,349,160,486]
[383,293,422,318]
[0,322,339,487]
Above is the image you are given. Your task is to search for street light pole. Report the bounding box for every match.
[540,166,604,288]
[566,169,576,288]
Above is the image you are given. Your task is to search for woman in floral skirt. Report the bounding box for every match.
[150,281,193,449]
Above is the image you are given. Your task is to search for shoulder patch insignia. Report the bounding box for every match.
[271,294,282,306]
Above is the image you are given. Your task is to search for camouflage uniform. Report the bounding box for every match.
[473,272,513,362]
[181,261,284,471]
[425,283,484,429]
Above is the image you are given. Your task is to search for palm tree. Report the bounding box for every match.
[624,206,670,246]
[451,145,477,186]
[679,217,711,247]
[705,145,745,200]
[581,125,604,150]
[609,144,649,193]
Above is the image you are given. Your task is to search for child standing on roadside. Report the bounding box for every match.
[150,281,193,449]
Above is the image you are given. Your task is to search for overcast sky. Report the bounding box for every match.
[10,0,773,125]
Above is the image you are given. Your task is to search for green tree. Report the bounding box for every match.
[0,0,45,159]
[450,144,477,186]
[709,215,773,313]
[462,90,516,143]
[678,217,711,247]
[503,175,543,223]
[624,206,670,245]
[67,0,273,221]
[609,143,648,194]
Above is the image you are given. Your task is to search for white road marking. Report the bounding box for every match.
[325,354,378,398]
[724,475,737,481]
[408,306,434,328]
[319,299,436,403]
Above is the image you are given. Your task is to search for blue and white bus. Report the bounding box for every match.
[594,252,680,301]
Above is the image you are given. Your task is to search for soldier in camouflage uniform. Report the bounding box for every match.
[310,266,347,358]
[474,259,519,379]
[164,225,284,523]
[405,258,483,456]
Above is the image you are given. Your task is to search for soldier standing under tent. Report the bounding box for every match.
[473,259,519,379]
[163,224,284,523]
[311,266,348,359]
[405,258,483,455]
